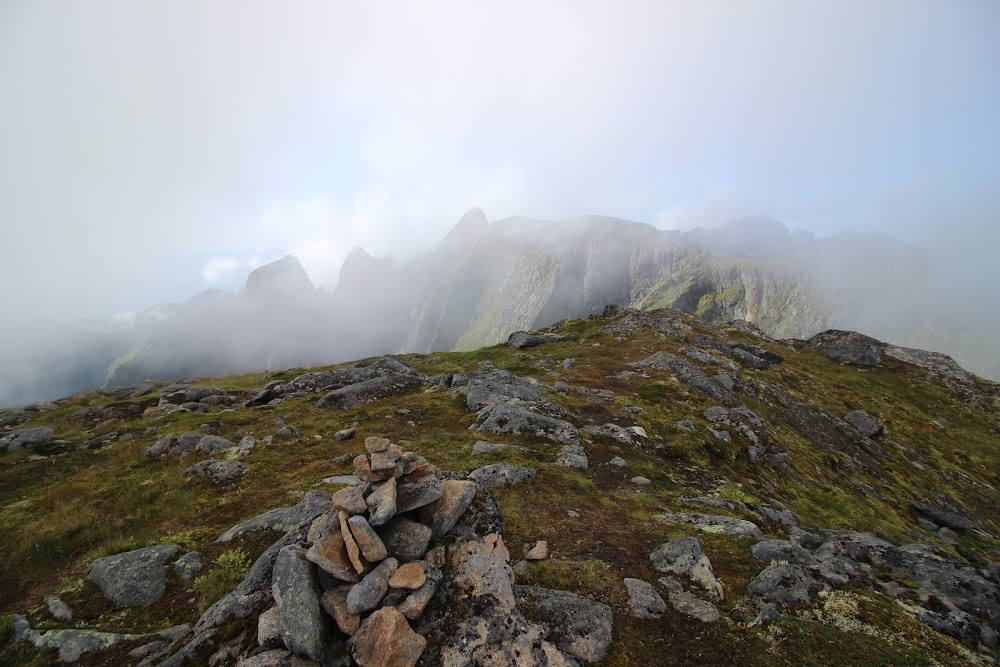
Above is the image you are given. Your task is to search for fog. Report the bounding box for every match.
[1,2,998,404]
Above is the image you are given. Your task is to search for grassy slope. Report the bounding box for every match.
[0,310,997,665]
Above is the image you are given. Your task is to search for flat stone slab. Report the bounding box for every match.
[654,512,764,540]
[468,464,537,488]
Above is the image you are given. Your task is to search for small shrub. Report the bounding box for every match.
[0,613,14,645]
[190,548,251,611]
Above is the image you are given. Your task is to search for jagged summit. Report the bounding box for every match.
[245,255,314,299]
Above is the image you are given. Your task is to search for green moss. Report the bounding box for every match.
[0,614,14,646]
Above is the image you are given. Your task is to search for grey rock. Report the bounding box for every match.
[608,456,627,467]
[236,436,256,457]
[0,426,54,452]
[668,590,721,623]
[87,544,183,608]
[347,515,389,562]
[844,410,884,438]
[471,402,580,446]
[629,351,740,407]
[395,467,444,513]
[398,562,444,620]
[582,423,634,444]
[365,476,397,527]
[751,540,815,566]
[808,329,886,366]
[145,434,177,458]
[316,372,424,410]
[919,609,998,648]
[747,563,830,607]
[516,585,614,663]
[237,648,291,667]
[650,537,724,600]
[346,557,399,615]
[471,440,531,455]
[468,463,537,488]
[217,490,333,542]
[334,427,356,441]
[710,428,732,442]
[910,500,973,531]
[378,517,432,561]
[12,615,142,663]
[271,545,326,662]
[323,474,362,486]
[676,419,697,431]
[185,459,249,486]
[197,434,236,455]
[654,512,764,540]
[173,551,203,579]
[331,486,367,515]
[556,444,589,469]
[420,479,478,539]
[506,330,566,349]
[624,578,666,618]
[46,596,74,622]
[257,606,282,647]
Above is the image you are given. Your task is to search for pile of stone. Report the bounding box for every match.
[273,436,476,666]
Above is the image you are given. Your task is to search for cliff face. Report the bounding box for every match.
[3,209,995,408]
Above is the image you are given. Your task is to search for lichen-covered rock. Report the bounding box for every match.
[346,557,399,615]
[86,544,183,608]
[395,467,444,513]
[217,490,333,542]
[348,515,389,562]
[378,517,432,561]
[271,545,326,662]
[808,329,886,366]
[185,459,249,486]
[420,479,477,539]
[516,585,614,663]
[624,578,666,618]
[321,585,360,635]
[650,537,724,600]
[366,476,397,527]
[468,463,536,488]
[349,606,426,667]
[844,410,884,438]
[0,426,54,452]
[306,519,360,583]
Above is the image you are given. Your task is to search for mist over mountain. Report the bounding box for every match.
[0,210,995,409]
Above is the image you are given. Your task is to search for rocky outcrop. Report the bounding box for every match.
[507,331,566,349]
[747,529,1000,647]
[808,330,887,366]
[86,544,184,608]
[0,426,54,453]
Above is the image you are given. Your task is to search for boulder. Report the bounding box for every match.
[516,586,614,663]
[808,329,886,366]
[624,578,666,618]
[506,331,566,349]
[668,591,721,623]
[271,545,326,662]
[185,459,249,486]
[332,486,368,515]
[844,410,884,438]
[395,467,444,513]
[0,426,54,452]
[378,517,432,561]
[173,551,203,579]
[910,500,973,532]
[420,479,477,539]
[747,563,830,607]
[306,521,360,583]
[256,606,281,647]
[471,402,580,447]
[654,512,764,540]
[217,490,333,542]
[471,440,531,455]
[346,557,399,615]
[650,537,724,600]
[46,596,74,622]
[555,444,589,469]
[468,464,536,488]
[87,544,183,608]
[196,435,237,455]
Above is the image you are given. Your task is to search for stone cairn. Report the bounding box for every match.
[302,436,476,667]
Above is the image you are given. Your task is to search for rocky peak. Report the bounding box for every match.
[439,206,490,251]
[245,255,314,299]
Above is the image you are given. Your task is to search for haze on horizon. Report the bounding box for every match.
[1,1,999,403]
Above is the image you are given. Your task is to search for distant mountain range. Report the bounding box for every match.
[2,208,996,406]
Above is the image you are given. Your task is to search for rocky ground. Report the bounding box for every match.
[0,307,998,665]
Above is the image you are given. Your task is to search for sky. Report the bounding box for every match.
[1,0,998,320]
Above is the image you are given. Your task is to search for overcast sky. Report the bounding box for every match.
[1,1,998,320]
